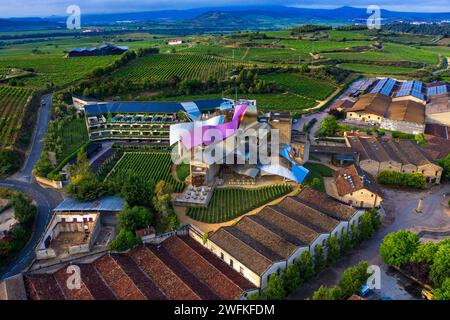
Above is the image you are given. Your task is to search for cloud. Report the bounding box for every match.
[0,0,448,18]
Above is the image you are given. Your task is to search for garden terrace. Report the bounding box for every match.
[22,235,256,300]
[106,152,184,192]
[186,184,293,223]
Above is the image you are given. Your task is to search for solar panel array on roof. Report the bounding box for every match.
[370,78,388,94]
[380,78,396,96]
[369,78,396,96]
[396,80,425,100]
[427,85,448,96]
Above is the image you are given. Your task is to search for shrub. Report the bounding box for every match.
[376,170,426,189]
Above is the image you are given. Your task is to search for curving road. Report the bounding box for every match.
[0,94,63,281]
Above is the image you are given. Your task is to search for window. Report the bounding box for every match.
[220,252,224,260]
[371,194,374,197]
[230,259,234,268]
[240,267,244,275]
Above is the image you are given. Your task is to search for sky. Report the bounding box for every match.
[1,0,449,18]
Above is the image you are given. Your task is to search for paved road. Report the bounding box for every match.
[0,94,63,280]
[0,180,62,280]
[289,184,450,300]
[13,94,52,183]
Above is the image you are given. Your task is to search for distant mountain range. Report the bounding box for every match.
[1,5,450,32]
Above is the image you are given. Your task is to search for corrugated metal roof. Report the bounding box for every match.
[53,196,126,212]
[69,44,128,53]
[84,99,227,116]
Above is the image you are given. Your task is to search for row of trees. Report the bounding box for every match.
[380,230,450,300]
[76,67,280,100]
[376,170,427,189]
[250,209,381,300]
[65,150,179,251]
[0,188,37,264]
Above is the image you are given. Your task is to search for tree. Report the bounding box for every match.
[369,208,382,230]
[66,150,103,201]
[358,211,375,241]
[350,222,361,246]
[380,230,420,267]
[436,154,450,182]
[339,231,352,255]
[11,193,36,225]
[263,273,285,300]
[435,278,450,300]
[314,245,326,273]
[326,236,340,265]
[121,172,154,207]
[33,152,54,177]
[310,177,322,191]
[247,291,261,300]
[153,180,178,232]
[312,285,342,300]
[110,229,142,252]
[411,242,439,265]
[117,205,154,232]
[282,264,301,295]
[429,242,450,288]
[296,250,314,283]
[338,261,369,298]
[316,116,339,137]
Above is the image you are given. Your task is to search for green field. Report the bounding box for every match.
[261,73,336,100]
[107,152,184,192]
[186,184,293,223]
[338,63,418,75]
[303,162,335,192]
[58,118,89,160]
[323,43,439,64]
[0,86,33,148]
[112,53,251,83]
[0,54,119,89]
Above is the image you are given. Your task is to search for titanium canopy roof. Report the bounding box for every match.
[84,99,229,119]
[53,196,126,212]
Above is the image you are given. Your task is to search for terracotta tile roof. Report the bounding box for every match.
[347,93,391,117]
[422,135,450,159]
[334,164,381,197]
[146,245,219,300]
[93,255,147,300]
[234,217,299,259]
[348,294,366,300]
[127,246,200,300]
[53,266,94,300]
[257,206,320,245]
[346,134,438,168]
[277,197,339,233]
[330,99,355,111]
[387,100,425,124]
[163,236,251,300]
[209,227,276,276]
[20,235,254,300]
[179,235,256,292]
[24,274,66,300]
[296,188,358,221]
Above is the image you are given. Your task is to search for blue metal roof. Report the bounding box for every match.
[69,44,128,53]
[84,99,228,116]
[53,196,126,212]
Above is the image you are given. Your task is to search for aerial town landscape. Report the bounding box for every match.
[0,0,449,312]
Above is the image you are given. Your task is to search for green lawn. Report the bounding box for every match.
[186,184,293,223]
[303,162,335,192]
[338,63,418,75]
[59,118,89,160]
[107,152,184,192]
[260,73,336,100]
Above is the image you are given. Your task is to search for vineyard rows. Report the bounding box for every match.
[0,86,33,148]
[112,53,252,83]
[187,184,293,223]
[107,152,184,192]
